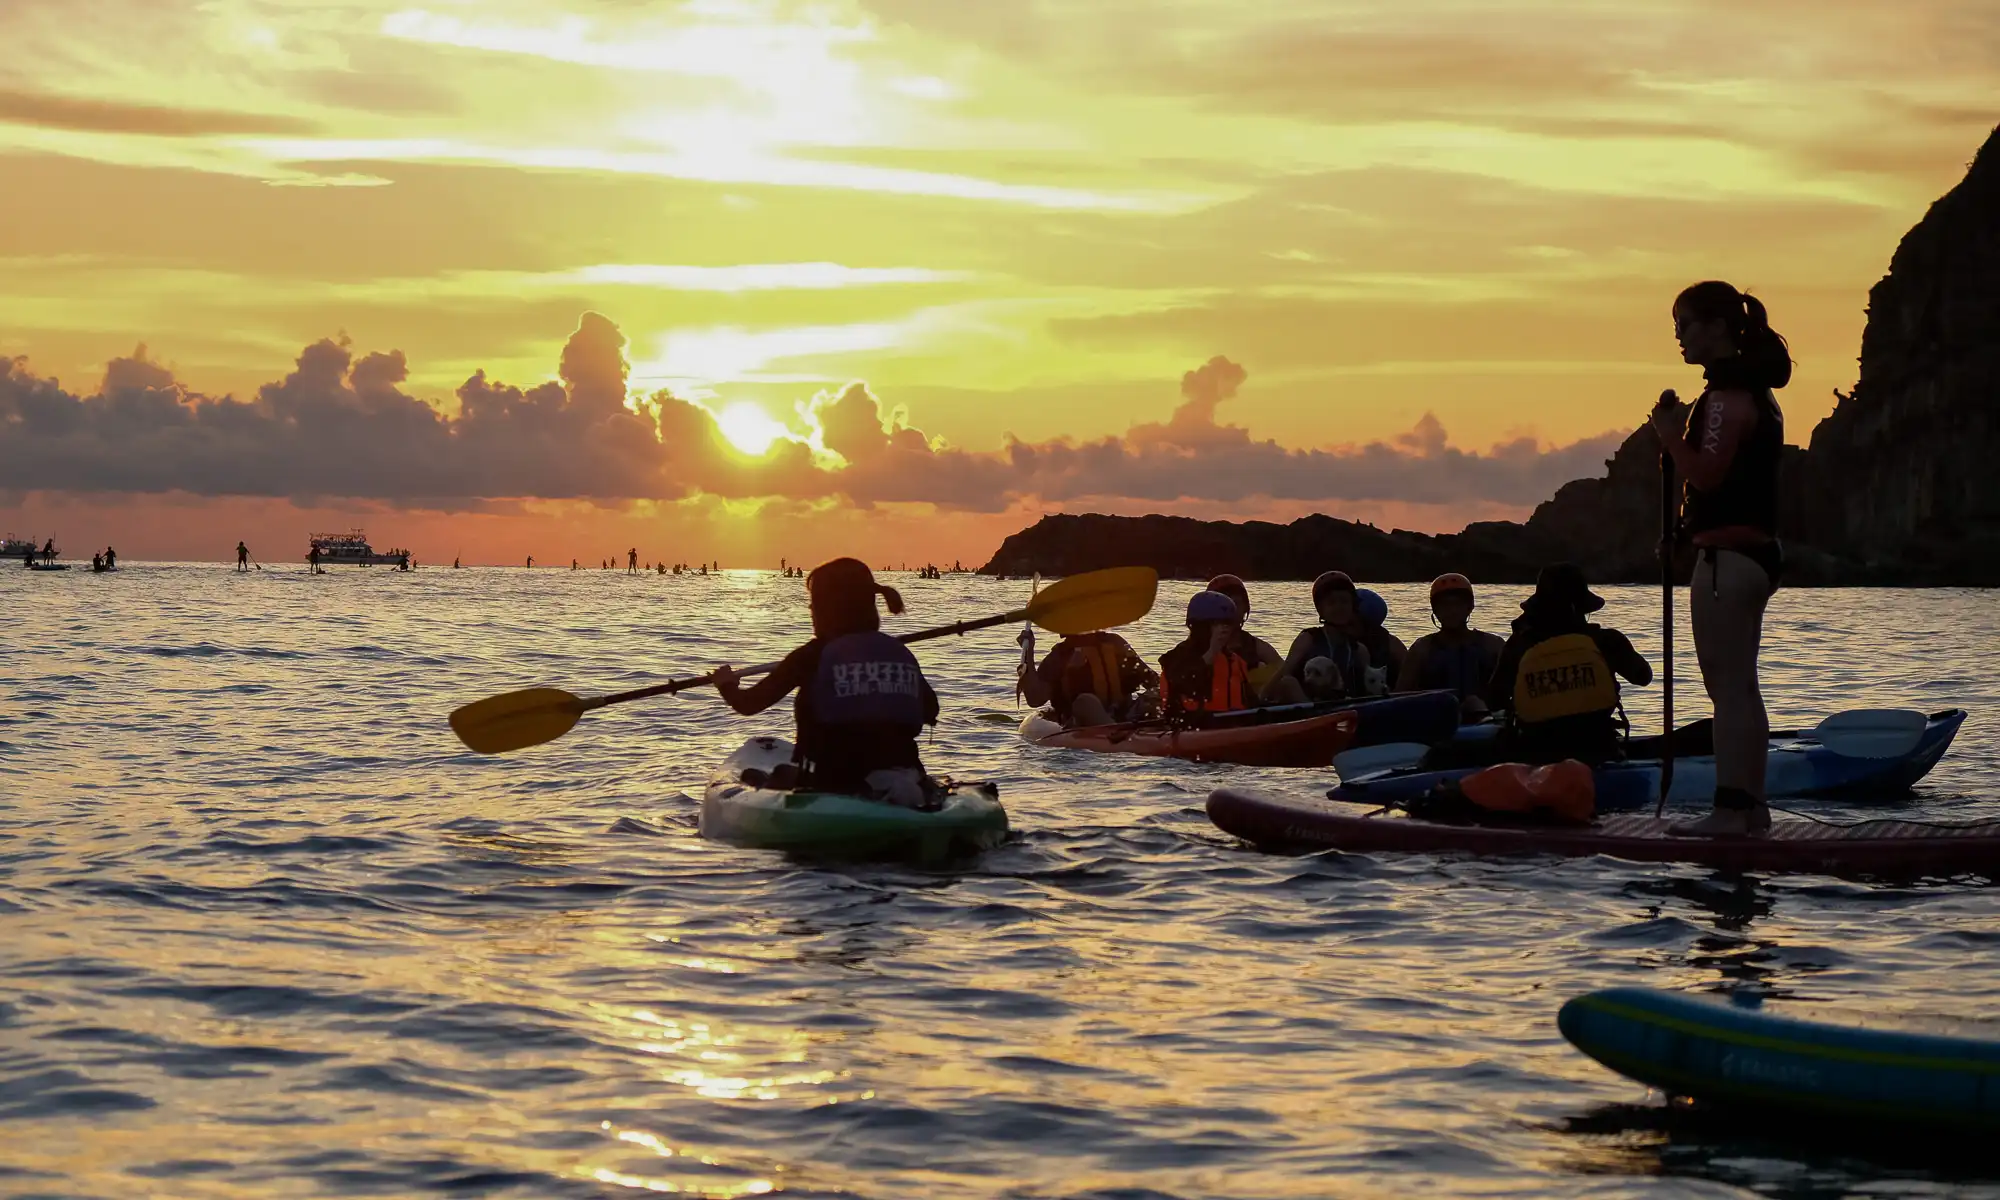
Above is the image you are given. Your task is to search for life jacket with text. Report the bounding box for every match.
[806,632,927,728]
[1511,633,1618,726]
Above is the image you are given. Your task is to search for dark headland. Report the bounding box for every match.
[983,124,2000,588]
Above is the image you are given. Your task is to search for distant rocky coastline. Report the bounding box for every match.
[982,124,2000,588]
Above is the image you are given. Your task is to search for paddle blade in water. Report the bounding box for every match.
[450,687,586,754]
[1024,566,1158,634]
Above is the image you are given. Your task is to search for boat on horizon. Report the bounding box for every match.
[309,530,412,569]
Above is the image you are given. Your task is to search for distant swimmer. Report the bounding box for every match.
[237,541,250,572]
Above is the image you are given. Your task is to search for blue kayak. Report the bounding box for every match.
[1560,987,2000,1129]
[1330,708,1965,810]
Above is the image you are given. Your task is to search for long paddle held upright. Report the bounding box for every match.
[449,566,1159,755]
[1656,437,1677,817]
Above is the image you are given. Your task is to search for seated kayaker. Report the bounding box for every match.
[1017,627,1159,728]
[1279,571,1369,701]
[1203,573,1292,703]
[713,557,940,808]
[1159,590,1254,720]
[1486,563,1652,765]
[1350,588,1406,693]
[1397,573,1505,718]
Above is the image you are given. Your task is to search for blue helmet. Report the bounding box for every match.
[1186,589,1238,624]
[1355,588,1387,628]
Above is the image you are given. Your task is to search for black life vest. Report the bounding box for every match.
[1416,634,1497,700]
[1682,384,1783,538]
[806,632,926,728]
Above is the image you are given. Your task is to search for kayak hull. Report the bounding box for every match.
[1018,691,1457,768]
[1331,709,1965,810]
[1205,787,2000,876]
[702,736,1007,860]
[1560,987,2000,1129]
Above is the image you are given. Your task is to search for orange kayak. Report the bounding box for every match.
[1018,708,1360,768]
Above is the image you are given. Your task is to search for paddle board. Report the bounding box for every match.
[1560,987,2000,1129]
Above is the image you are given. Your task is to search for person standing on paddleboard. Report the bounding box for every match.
[1652,281,1789,837]
[713,557,941,808]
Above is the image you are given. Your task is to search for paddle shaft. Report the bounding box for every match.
[580,609,1031,712]
[1657,446,1676,816]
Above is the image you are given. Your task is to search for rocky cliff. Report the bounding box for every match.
[982,125,2000,587]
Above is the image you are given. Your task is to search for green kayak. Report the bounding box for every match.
[700,736,1007,861]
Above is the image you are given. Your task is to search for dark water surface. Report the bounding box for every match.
[3,565,1996,1198]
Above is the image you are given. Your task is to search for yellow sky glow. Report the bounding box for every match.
[0,0,1993,563]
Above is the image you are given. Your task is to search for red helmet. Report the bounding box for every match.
[1205,573,1249,616]
[1429,573,1474,603]
[1311,570,1355,608]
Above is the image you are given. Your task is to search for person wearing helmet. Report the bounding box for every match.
[715,557,941,808]
[1279,571,1368,700]
[1159,590,1255,718]
[1204,573,1290,701]
[1018,623,1159,728]
[1485,563,1652,764]
[1397,573,1505,717]
[1349,588,1407,691]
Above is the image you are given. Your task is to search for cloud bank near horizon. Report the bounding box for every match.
[0,313,1623,518]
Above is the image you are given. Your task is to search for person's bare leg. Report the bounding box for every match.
[1068,694,1114,728]
[1672,550,1773,836]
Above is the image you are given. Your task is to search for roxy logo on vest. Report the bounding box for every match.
[832,661,922,699]
[1523,661,1598,701]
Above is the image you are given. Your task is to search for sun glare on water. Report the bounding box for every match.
[716,402,788,456]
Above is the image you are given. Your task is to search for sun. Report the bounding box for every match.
[715,402,788,457]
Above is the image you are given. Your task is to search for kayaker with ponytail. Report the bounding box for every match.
[1397,573,1505,717]
[1486,563,1651,764]
[714,557,940,808]
[1160,590,1255,718]
[1653,281,1790,837]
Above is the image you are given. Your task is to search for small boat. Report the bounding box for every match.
[702,736,1007,861]
[309,530,412,568]
[1560,987,2000,1129]
[26,562,70,571]
[1,535,41,557]
[1019,691,1461,769]
[1329,709,1965,810]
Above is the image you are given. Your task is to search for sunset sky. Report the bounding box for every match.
[1,0,1994,566]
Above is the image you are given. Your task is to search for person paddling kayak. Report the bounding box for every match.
[1279,572,1368,701]
[1397,573,1504,717]
[1160,590,1256,718]
[1486,563,1651,765]
[1653,281,1790,837]
[714,557,940,808]
[1017,626,1158,728]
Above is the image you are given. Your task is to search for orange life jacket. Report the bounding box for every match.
[1057,632,1132,708]
[1166,649,1251,714]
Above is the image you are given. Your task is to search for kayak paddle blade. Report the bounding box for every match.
[1815,708,1928,759]
[450,687,586,754]
[1024,566,1158,635]
[1333,741,1431,781]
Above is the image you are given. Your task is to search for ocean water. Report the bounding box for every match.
[2,564,1996,1199]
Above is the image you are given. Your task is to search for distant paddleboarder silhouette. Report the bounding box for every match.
[236,541,250,572]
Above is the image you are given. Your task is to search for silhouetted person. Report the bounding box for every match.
[237,541,250,571]
[628,548,638,573]
[104,547,116,569]
[526,556,534,568]
[42,539,55,566]
[91,552,103,571]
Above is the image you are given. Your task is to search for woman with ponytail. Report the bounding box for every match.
[715,557,941,807]
[1651,281,1789,836]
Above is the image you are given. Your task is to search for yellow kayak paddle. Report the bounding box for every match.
[449,566,1159,755]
